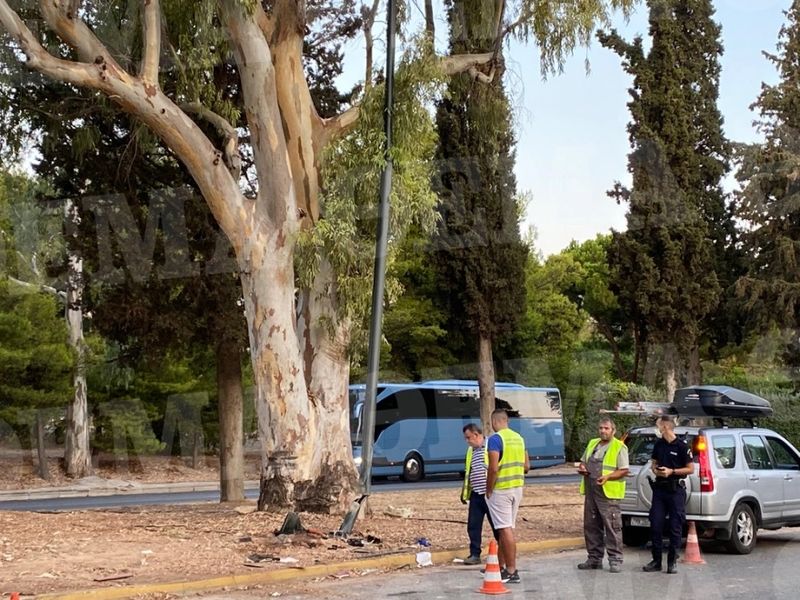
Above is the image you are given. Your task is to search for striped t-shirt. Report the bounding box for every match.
[469,445,488,495]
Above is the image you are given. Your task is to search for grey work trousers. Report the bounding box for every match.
[583,483,623,565]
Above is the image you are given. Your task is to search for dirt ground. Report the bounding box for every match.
[0,455,583,597]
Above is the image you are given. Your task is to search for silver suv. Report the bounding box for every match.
[620,424,800,554]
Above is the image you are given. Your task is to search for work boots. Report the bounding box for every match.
[642,560,662,572]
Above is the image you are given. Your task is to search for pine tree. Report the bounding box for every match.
[433,0,528,432]
[735,0,800,387]
[599,0,730,397]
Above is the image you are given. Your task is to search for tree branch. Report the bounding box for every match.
[218,0,296,230]
[38,0,126,78]
[362,0,380,91]
[441,52,494,76]
[0,1,102,87]
[321,103,360,143]
[141,0,161,85]
[181,102,241,179]
[0,0,249,251]
[8,276,67,300]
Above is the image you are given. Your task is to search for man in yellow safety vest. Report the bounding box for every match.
[577,417,629,573]
[486,409,529,585]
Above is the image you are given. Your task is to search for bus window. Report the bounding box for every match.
[375,394,399,440]
[497,390,562,419]
[395,389,435,420]
[435,390,479,419]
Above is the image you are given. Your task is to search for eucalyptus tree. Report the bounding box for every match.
[0,0,636,511]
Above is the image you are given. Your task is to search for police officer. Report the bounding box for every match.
[643,416,694,574]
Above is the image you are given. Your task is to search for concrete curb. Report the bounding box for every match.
[33,537,585,600]
[0,482,261,503]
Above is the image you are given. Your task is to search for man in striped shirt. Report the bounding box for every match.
[461,423,498,565]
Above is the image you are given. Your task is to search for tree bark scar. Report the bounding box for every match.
[144,83,157,97]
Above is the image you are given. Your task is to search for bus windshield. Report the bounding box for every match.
[349,388,364,445]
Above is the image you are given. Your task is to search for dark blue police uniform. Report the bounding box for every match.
[649,436,692,568]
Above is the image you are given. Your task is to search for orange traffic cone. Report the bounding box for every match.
[10,593,20,600]
[477,540,510,595]
[681,521,706,565]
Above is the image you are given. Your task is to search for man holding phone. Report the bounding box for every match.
[577,417,629,573]
[643,416,694,574]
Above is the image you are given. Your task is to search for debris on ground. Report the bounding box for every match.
[383,505,413,519]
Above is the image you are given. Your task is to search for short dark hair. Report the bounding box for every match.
[657,416,675,428]
[491,409,508,420]
[463,423,482,435]
[599,417,616,429]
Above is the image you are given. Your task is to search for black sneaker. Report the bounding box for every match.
[502,570,521,584]
[480,567,509,578]
[577,560,602,570]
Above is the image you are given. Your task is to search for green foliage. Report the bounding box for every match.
[0,282,74,424]
[381,228,455,380]
[507,0,638,75]
[298,41,443,357]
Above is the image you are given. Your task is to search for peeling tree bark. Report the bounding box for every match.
[296,260,358,513]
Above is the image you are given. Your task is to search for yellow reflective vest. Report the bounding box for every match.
[492,428,526,490]
[579,437,626,500]
[461,445,488,502]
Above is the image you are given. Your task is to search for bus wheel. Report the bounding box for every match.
[401,453,424,482]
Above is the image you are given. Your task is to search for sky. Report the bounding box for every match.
[339,0,792,257]
[510,0,791,256]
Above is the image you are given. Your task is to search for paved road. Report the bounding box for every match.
[0,474,580,511]
[196,530,800,600]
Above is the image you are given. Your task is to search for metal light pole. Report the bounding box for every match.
[338,0,397,535]
[360,0,397,497]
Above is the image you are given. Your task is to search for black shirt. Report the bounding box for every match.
[651,436,693,474]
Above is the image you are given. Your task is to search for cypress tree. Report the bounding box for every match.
[599,0,730,397]
[433,0,528,431]
[735,0,800,387]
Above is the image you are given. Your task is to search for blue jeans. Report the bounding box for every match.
[468,491,498,557]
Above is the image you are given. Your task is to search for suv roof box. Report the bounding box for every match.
[673,386,773,419]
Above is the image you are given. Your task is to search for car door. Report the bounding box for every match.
[742,434,784,523]
[764,435,800,521]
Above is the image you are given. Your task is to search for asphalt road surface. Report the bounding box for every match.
[0,473,580,511]
[196,529,800,600]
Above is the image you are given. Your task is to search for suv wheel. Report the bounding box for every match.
[726,503,757,554]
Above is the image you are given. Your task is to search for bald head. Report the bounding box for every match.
[491,409,509,431]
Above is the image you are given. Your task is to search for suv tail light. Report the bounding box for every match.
[694,435,714,492]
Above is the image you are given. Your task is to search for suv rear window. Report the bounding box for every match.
[625,431,696,466]
[711,435,736,469]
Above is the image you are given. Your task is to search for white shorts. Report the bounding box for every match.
[487,487,523,529]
